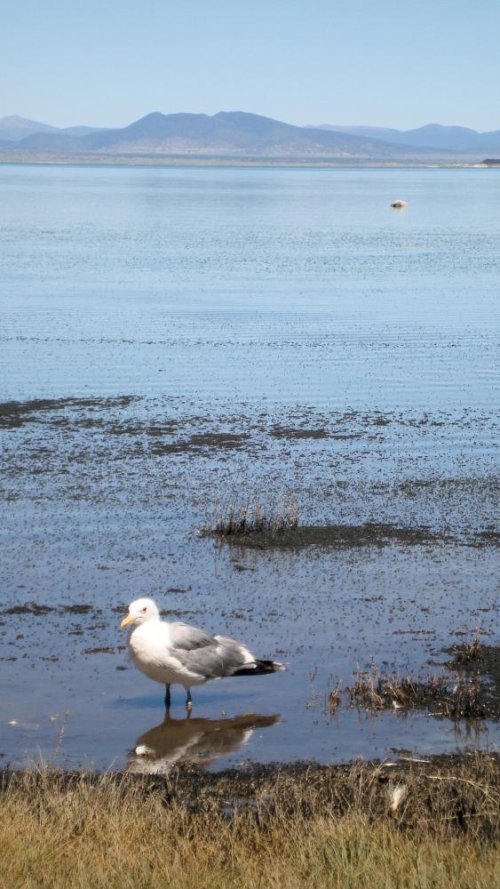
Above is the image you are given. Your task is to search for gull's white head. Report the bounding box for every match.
[120,598,160,629]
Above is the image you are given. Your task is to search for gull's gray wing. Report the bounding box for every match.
[169,622,216,651]
[169,623,252,680]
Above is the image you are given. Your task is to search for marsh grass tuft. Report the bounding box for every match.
[345,665,494,720]
[328,681,342,714]
[0,755,499,888]
[206,494,299,538]
[447,631,483,666]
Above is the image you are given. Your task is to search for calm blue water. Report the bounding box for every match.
[0,165,498,771]
[1,165,498,407]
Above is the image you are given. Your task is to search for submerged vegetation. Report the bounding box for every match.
[0,754,499,888]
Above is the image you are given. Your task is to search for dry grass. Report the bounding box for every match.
[1,756,499,888]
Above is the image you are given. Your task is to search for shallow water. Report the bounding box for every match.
[0,165,498,771]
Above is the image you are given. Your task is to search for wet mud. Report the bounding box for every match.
[0,396,139,429]
[152,432,252,456]
[447,642,500,679]
[444,643,500,718]
[208,522,498,549]
[270,426,330,440]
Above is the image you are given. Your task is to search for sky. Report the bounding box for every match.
[2,0,499,131]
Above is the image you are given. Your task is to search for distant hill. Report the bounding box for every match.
[0,115,103,142]
[0,115,60,141]
[62,125,105,137]
[310,122,500,154]
[69,110,439,158]
[0,111,496,163]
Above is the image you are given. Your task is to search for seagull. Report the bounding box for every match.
[120,597,285,712]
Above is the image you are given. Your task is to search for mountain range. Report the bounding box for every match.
[308,123,500,154]
[0,112,498,163]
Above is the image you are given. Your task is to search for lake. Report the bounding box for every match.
[0,164,498,771]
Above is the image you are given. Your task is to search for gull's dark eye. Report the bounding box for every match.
[141,607,147,613]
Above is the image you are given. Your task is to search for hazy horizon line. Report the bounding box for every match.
[1,109,499,135]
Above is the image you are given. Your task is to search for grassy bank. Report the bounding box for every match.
[1,754,499,888]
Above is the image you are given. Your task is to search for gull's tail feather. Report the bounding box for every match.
[234,659,286,676]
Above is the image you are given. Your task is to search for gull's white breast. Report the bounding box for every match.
[128,622,206,686]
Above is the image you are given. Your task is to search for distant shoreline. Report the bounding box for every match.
[0,154,487,169]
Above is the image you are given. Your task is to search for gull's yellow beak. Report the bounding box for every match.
[120,613,135,629]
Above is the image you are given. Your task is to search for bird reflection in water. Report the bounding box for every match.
[127,712,280,773]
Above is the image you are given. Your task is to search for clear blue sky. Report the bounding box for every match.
[2,0,499,131]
